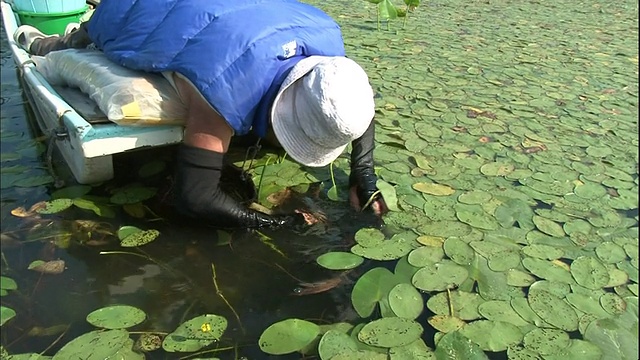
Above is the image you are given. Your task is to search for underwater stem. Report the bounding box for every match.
[361,189,382,212]
[211,263,245,335]
[1,251,9,270]
[329,161,338,195]
[39,325,70,356]
[255,157,272,202]
[403,8,409,28]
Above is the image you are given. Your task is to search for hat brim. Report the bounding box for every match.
[270,56,348,167]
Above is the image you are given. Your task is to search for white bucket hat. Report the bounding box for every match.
[270,56,375,167]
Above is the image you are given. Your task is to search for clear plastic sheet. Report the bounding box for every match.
[32,49,187,126]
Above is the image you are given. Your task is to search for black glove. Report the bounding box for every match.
[349,121,383,209]
[174,144,292,229]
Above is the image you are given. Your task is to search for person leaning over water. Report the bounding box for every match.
[14,0,388,229]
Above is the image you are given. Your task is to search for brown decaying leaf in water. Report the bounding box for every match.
[478,136,492,143]
[30,260,66,275]
[11,201,46,218]
[522,145,548,154]
[466,109,497,119]
[292,275,345,296]
[607,188,619,197]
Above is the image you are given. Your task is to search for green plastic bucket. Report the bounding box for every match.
[17,5,89,35]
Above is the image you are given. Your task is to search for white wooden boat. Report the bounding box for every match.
[1,1,184,184]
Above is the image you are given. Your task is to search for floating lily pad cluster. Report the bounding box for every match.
[2,304,228,359]
[256,0,638,357]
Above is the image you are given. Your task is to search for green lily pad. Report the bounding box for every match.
[478,300,531,328]
[426,290,484,321]
[511,297,552,328]
[73,198,115,218]
[407,245,445,267]
[599,293,626,316]
[318,330,358,360]
[316,252,364,270]
[563,218,592,235]
[570,256,610,290]
[506,269,536,287]
[459,320,523,352]
[412,261,469,292]
[0,277,17,292]
[584,297,638,360]
[388,339,435,360]
[596,242,628,263]
[528,290,579,331]
[427,315,465,333]
[443,237,475,265]
[388,283,424,319]
[120,230,160,247]
[573,182,607,200]
[109,186,157,205]
[520,178,574,196]
[532,215,565,237]
[417,220,472,237]
[351,234,414,261]
[35,199,74,214]
[522,244,564,260]
[507,344,543,360]
[1,306,16,326]
[117,226,142,240]
[542,339,603,360]
[457,191,492,205]
[86,305,146,329]
[354,228,385,248]
[351,267,399,318]
[530,280,571,298]
[493,198,535,230]
[480,162,515,176]
[412,182,455,196]
[377,179,400,211]
[52,329,142,359]
[585,145,612,157]
[357,317,423,348]
[522,257,575,284]
[522,328,570,356]
[433,331,488,360]
[331,349,387,360]
[607,189,638,210]
[606,268,629,288]
[487,250,521,272]
[455,204,500,230]
[163,314,227,353]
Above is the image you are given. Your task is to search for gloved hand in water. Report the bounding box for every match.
[174,144,293,229]
[349,121,388,216]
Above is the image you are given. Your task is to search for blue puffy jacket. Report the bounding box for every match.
[85,0,346,135]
